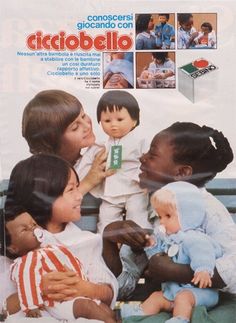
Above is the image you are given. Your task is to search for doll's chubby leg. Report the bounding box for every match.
[73,298,116,323]
[141,290,173,315]
[171,290,195,323]
[47,298,116,322]
[121,291,172,318]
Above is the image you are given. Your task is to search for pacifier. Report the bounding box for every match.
[158,225,166,235]
[34,228,45,243]
[168,244,179,257]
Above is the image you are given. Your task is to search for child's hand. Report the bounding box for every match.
[103,220,152,250]
[26,308,42,317]
[145,235,156,247]
[105,73,129,89]
[191,271,212,288]
[153,72,165,79]
[81,147,116,193]
[42,268,79,301]
[191,31,199,39]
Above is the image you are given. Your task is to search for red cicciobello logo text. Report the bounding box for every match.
[27,31,133,51]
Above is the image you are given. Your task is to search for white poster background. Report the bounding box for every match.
[0,0,236,179]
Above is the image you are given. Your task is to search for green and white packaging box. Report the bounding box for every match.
[178,58,218,103]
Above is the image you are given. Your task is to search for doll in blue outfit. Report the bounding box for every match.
[121,181,223,323]
[155,14,175,49]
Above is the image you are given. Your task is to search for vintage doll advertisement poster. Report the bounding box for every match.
[0,0,236,323]
[0,0,236,179]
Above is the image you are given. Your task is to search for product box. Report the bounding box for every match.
[178,58,218,103]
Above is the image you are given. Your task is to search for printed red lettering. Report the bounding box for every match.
[26,31,133,51]
[94,35,106,50]
[65,35,79,50]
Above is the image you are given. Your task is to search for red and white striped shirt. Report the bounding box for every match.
[10,244,86,312]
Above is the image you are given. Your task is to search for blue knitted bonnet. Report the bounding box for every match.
[162,181,206,232]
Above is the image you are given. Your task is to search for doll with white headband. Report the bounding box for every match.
[121,181,223,323]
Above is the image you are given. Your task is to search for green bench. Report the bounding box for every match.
[1,178,236,225]
[77,178,236,231]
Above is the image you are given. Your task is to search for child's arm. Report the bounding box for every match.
[103,220,151,277]
[73,279,114,306]
[42,270,113,306]
[177,28,185,48]
[136,36,144,50]
[186,31,199,48]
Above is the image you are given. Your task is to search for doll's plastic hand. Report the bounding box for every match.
[41,267,80,301]
[192,271,212,288]
[103,220,152,250]
[26,308,42,318]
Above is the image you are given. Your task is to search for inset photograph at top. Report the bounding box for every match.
[135,13,175,50]
[177,13,217,49]
[136,51,175,89]
[103,52,133,89]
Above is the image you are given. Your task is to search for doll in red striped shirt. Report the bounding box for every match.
[5,209,116,322]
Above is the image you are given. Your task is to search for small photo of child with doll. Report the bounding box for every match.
[135,13,175,50]
[103,52,134,89]
[136,51,176,89]
[154,13,175,49]
[177,13,217,49]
